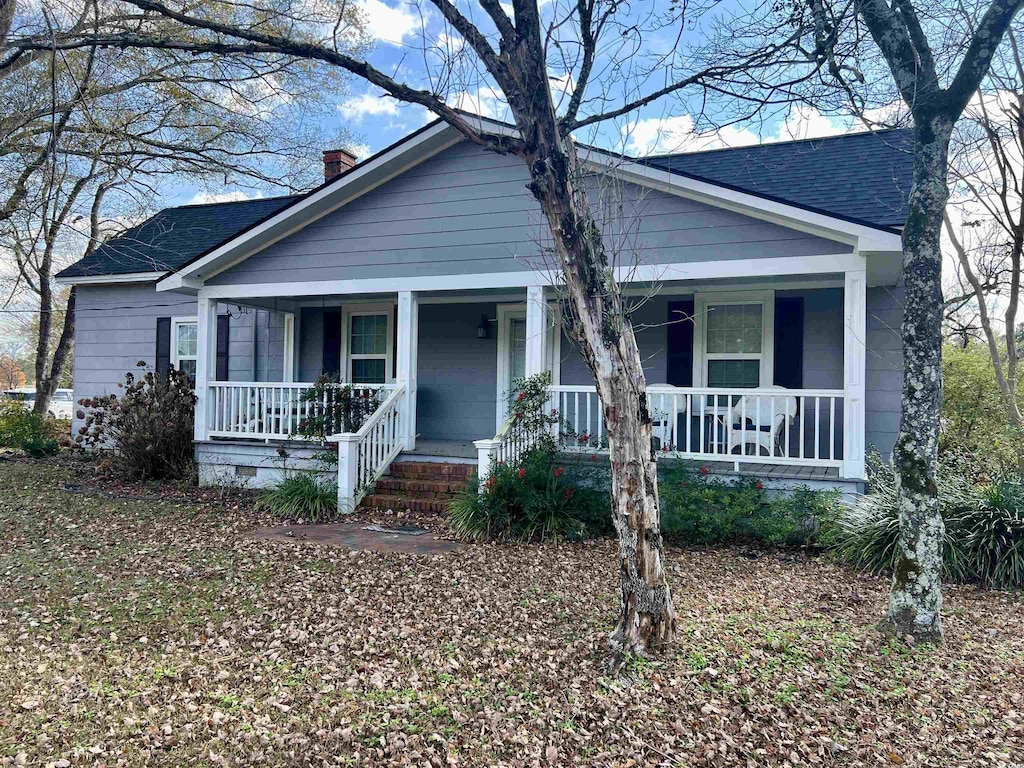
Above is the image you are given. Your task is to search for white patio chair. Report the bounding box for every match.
[726,388,798,458]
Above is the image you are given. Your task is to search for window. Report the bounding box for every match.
[171,318,198,383]
[348,312,389,384]
[694,292,773,389]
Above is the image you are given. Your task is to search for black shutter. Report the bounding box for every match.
[773,297,804,388]
[322,308,342,377]
[666,299,694,386]
[216,314,230,381]
[155,317,171,376]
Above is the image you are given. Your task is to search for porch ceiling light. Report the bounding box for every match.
[477,315,490,339]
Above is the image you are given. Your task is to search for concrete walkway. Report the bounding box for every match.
[248,522,462,554]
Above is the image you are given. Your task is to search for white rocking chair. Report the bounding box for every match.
[726,389,798,458]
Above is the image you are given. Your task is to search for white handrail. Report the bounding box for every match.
[328,384,406,512]
[473,407,548,486]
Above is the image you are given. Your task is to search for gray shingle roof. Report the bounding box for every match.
[644,128,914,229]
[60,128,913,280]
[57,195,300,278]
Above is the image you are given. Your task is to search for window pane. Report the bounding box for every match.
[178,358,197,383]
[707,359,760,388]
[350,314,388,355]
[176,323,197,358]
[706,304,762,354]
[510,318,527,383]
[352,358,386,384]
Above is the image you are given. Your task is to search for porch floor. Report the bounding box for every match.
[406,439,478,460]
[693,460,840,481]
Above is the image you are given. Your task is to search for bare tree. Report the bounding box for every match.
[7,0,836,664]
[943,25,1024,466]
[1,0,366,416]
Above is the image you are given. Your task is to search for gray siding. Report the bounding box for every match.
[72,284,285,438]
[865,285,904,459]
[416,302,498,441]
[209,141,851,286]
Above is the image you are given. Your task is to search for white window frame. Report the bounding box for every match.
[341,302,394,384]
[495,302,561,429]
[691,290,774,388]
[170,315,199,377]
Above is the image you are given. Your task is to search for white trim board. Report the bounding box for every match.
[196,254,868,301]
[56,271,164,285]
[158,116,902,294]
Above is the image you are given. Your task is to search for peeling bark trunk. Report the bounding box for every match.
[524,138,675,664]
[501,30,674,665]
[883,117,953,644]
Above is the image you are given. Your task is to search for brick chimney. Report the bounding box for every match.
[323,148,357,182]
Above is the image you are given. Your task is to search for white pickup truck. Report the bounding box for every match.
[3,388,75,420]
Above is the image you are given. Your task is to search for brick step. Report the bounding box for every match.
[374,477,467,497]
[358,494,454,514]
[389,462,475,481]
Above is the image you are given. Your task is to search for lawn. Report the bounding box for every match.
[0,460,1022,767]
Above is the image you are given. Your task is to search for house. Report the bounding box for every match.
[57,115,911,509]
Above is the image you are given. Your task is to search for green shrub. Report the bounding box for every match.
[655,462,839,548]
[659,465,761,544]
[258,472,338,522]
[658,463,839,546]
[77,363,196,480]
[0,400,60,457]
[449,448,610,542]
[750,486,841,546]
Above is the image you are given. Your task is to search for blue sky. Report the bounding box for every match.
[178,0,886,208]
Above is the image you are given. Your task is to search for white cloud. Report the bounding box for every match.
[359,0,420,45]
[188,191,261,205]
[339,92,400,122]
[447,85,508,120]
[624,105,850,157]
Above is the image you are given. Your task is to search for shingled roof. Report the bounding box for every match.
[60,127,913,280]
[57,195,300,279]
[645,128,914,229]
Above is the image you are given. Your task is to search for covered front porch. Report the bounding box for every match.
[187,264,870,506]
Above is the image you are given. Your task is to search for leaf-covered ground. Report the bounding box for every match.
[1,460,1022,767]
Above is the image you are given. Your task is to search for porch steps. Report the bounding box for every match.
[358,461,474,514]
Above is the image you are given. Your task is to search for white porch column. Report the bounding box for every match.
[396,290,419,451]
[525,285,547,378]
[282,312,296,383]
[843,268,867,479]
[194,296,218,442]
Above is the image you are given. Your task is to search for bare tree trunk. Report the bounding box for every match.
[883,117,953,643]
[34,286,74,412]
[506,58,674,663]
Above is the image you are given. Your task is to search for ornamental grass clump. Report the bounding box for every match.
[827,452,974,581]
[258,472,338,522]
[955,474,1024,589]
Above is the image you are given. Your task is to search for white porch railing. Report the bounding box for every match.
[547,384,845,468]
[329,384,407,512]
[206,381,395,440]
